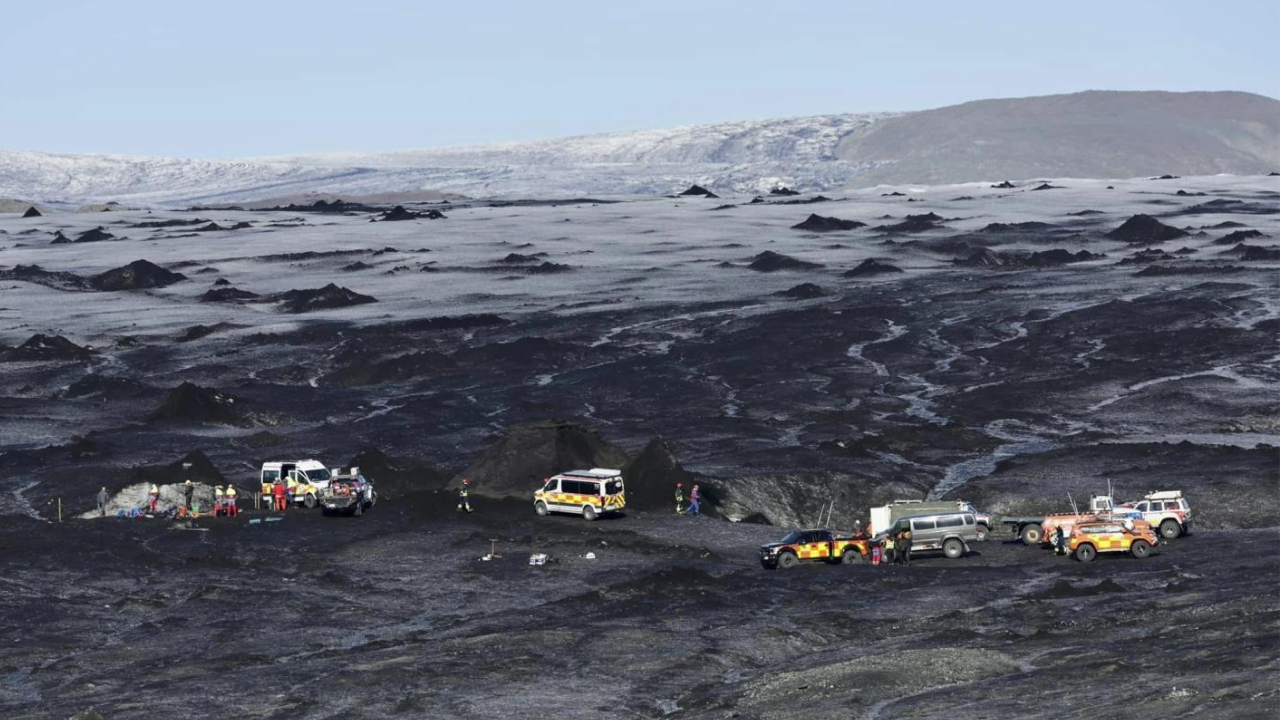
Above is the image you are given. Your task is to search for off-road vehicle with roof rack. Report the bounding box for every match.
[1068,519,1160,562]
[759,529,869,569]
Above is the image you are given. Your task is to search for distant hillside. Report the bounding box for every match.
[836,90,1280,185]
[0,91,1275,205]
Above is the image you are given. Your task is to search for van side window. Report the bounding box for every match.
[936,515,962,528]
[263,470,279,482]
[543,479,559,493]
[962,514,975,525]
[912,518,936,530]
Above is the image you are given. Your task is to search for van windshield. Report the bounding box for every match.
[305,469,331,483]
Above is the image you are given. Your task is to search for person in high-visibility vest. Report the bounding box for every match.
[214,486,225,517]
[883,533,896,564]
[148,483,160,513]
[457,478,473,513]
[225,485,238,518]
[674,483,684,514]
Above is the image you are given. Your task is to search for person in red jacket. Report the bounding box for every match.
[272,478,287,512]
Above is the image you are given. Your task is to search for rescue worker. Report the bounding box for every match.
[182,479,194,511]
[1053,526,1066,556]
[214,485,225,517]
[148,483,160,513]
[852,519,865,538]
[674,483,684,514]
[871,540,882,566]
[272,478,287,512]
[226,484,238,518]
[457,478,473,513]
[684,484,701,516]
[898,527,912,565]
[883,532,896,564]
[97,486,109,517]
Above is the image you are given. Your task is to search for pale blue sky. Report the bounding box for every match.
[2,0,1276,158]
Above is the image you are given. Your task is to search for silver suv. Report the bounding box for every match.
[883,511,983,559]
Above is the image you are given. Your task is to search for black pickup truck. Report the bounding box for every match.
[321,474,376,517]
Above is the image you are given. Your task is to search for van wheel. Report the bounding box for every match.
[535,501,549,516]
[1159,519,1181,540]
[1021,524,1042,545]
[1075,544,1097,562]
[777,552,799,569]
[1131,540,1151,558]
[582,505,597,521]
[842,550,864,564]
[353,500,363,517]
[304,493,317,509]
[943,538,964,559]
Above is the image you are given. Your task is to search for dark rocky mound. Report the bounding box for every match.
[749,196,765,204]
[22,206,42,218]
[74,227,118,243]
[1119,249,1178,265]
[1206,221,1246,229]
[623,437,695,510]
[498,253,541,264]
[0,263,90,291]
[775,283,827,299]
[130,217,207,229]
[178,323,243,342]
[525,261,574,274]
[1105,214,1188,244]
[1024,249,1105,266]
[1213,229,1266,245]
[1175,190,1207,197]
[133,450,225,486]
[769,187,800,196]
[276,284,377,313]
[980,221,1054,233]
[843,259,904,277]
[150,382,244,425]
[1173,198,1279,216]
[1270,172,1280,177]
[64,373,149,400]
[881,191,906,197]
[452,420,630,497]
[228,221,252,230]
[199,287,259,303]
[1,334,94,362]
[791,214,866,232]
[953,248,1006,268]
[193,222,226,232]
[1135,264,1245,277]
[1175,247,1198,255]
[89,260,186,291]
[212,277,231,285]
[1239,245,1280,261]
[1067,209,1104,216]
[1030,183,1063,190]
[678,185,715,196]
[1152,174,1180,180]
[775,195,832,205]
[321,350,456,387]
[340,261,373,272]
[746,251,823,272]
[265,198,381,214]
[991,181,1016,189]
[346,447,447,498]
[710,204,737,211]
[50,231,72,244]
[376,206,446,221]
[876,213,946,233]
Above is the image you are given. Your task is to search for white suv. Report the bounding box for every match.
[1119,491,1191,540]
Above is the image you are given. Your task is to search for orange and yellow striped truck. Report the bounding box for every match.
[760,529,870,569]
[1067,519,1160,562]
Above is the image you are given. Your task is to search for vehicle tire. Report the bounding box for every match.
[975,524,989,542]
[1131,540,1151,559]
[304,493,317,509]
[1159,519,1181,540]
[1075,544,1096,562]
[842,549,864,564]
[353,500,363,517]
[535,501,549,517]
[1020,524,1042,546]
[777,551,799,569]
[368,491,377,508]
[582,504,597,522]
[943,538,964,559]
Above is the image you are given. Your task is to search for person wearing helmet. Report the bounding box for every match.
[272,477,287,512]
[674,483,684,514]
[214,485,225,517]
[183,480,194,511]
[148,483,160,513]
[457,478,473,513]
[225,484,238,518]
[97,486,110,517]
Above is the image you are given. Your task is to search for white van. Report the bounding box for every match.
[260,460,333,508]
[534,468,626,521]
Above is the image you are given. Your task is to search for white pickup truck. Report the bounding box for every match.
[1117,490,1191,539]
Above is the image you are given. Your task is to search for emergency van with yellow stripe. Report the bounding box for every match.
[260,460,332,509]
[1067,519,1159,562]
[760,529,870,569]
[534,468,626,521]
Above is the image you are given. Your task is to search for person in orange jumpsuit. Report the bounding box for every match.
[273,478,287,512]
